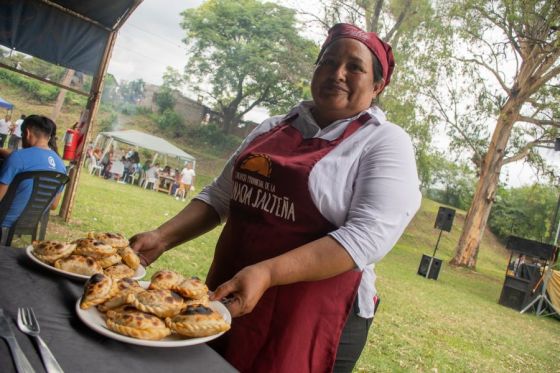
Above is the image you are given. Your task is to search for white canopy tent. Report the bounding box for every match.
[94,129,196,166]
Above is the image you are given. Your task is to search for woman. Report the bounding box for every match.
[131,23,421,372]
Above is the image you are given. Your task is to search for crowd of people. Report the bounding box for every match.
[86,143,196,201]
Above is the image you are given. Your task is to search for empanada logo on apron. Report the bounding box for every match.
[239,154,271,178]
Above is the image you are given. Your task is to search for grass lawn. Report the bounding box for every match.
[18,173,557,372]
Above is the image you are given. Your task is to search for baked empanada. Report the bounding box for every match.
[104,263,135,280]
[97,278,144,312]
[54,255,103,277]
[149,270,184,290]
[131,289,185,318]
[89,232,129,248]
[171,277,208,300]
[117,246,140,270]
[31,240,76,264]
[106,306,171,340]
[96,254,122,269]
[165,304,230,338]
[80,273,119,309]
[73,238,117,257]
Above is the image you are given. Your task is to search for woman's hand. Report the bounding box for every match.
[210,263,273,318]
[129,229,168,266]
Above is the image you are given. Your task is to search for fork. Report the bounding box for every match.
[17,307,64,373]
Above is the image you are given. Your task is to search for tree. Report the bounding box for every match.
[181,0,318,134]
[442,0,560,268]
[119,79,145,104]
[293,0,447,188]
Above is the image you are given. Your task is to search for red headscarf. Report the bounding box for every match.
[318,23,395,89]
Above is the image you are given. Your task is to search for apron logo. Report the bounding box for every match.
[239,154,272,178]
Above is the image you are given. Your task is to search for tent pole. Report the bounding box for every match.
[59,30,119,221]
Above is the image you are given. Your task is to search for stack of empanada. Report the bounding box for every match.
[79,270,230,341]
[30,232,141,279]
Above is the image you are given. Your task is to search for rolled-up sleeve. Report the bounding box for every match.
[329,127,421,270]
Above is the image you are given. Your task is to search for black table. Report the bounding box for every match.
[0,246,237,373]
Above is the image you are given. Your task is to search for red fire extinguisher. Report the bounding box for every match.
[63,128,80,161]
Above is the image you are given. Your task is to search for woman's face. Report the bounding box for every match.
[311,38,384,126]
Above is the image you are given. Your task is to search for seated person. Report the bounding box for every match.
[0,115,66,228]
[111,157,125,181]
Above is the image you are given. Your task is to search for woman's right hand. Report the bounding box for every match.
[129,229,167,266]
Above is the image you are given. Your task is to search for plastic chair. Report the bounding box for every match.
[88,155,103,176]
[0,171,69,246]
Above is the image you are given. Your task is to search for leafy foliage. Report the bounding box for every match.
[488,184,557,242]
[0,69,58,103]
[181,0,318,133]
[184,123,242,154]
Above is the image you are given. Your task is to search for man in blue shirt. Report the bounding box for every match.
[0,115,66,227]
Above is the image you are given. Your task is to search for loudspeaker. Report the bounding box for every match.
[435,207,455,232]
[417,254,442,280]
[498,275,539,311]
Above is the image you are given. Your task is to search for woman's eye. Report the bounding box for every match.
[348,63,364,72]
[319,58,335,66]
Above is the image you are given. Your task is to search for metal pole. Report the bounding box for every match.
[426,229,443,279]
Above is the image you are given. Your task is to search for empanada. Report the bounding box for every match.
[54,255,103,277]
[96,254,122,269]
[80,273,119,309]
[149,270,184,290]
[131,289,185,318]
[106,306,171,340]
[73,238,117,257]
[104,263,135,280]
[89,232,129,248]
[117,246,141,270]
[165,304,230,338]
[31,240,76,264]
[97,278,144,312]
[171,277,208,300]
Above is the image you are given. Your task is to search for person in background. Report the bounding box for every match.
[8,114,25,150]
[0,115,66,228]
[177,162,195,202]
[144,162,159,190]
[171,168,181,196]
[130,23,421,372]
[0,114,11,148]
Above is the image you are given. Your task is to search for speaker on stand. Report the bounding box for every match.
[418,206,455,281]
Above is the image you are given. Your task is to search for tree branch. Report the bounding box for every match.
[518,115,560,128]
[454,57,511,94]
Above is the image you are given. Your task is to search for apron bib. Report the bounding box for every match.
[207,114,370,373]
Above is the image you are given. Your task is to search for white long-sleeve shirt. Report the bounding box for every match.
[196,101,422,317]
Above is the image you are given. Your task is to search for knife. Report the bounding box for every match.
[0,308,35,373]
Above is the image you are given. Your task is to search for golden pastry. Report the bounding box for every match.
[131,289,185,318]
[165,304,230,338]
[184,294,210,307]
[117,246,141,270]
[104,263,135,280]
[171,277,208,300]
[31,240,76,264]
[80,273,118,309]
[89,232,129,248]
[73,238,117,257]
[97,278,144,312]
[96,254,122,269]
[54,255,103,277]
[106,306,171,340]
[148,270,184,290]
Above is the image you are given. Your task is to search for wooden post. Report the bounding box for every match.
[51,69,75,121]
[59,30,118,221]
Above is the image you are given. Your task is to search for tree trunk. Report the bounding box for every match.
[450,97,523,268]
[51,69,75,121]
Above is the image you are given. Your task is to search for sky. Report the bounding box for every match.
[106,0,552,188]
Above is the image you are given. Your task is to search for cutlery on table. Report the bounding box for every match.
[17,307,63,373]
[0,308,35,373]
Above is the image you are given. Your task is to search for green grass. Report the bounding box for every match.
[24,175,557,373]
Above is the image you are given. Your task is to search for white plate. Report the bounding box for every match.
[76,281,231,347]
[26,245,146,281]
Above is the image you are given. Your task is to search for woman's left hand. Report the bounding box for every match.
[210,264,272,318]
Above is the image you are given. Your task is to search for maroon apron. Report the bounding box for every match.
[207,113,371,373]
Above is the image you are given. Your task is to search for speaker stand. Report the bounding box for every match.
[520,267,558,317]
[425,229,444,279]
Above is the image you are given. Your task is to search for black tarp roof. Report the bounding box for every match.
[0,0,142,75]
